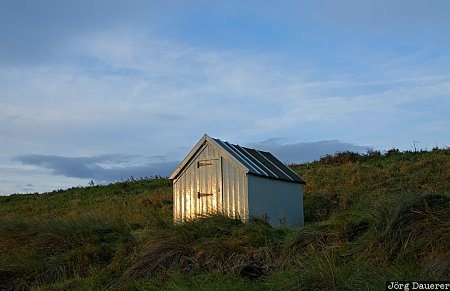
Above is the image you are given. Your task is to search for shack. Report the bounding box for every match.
[170,134,305,227]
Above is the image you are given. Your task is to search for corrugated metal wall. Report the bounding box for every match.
[247,175,303,227]
[221,157,248,221]
[173,143,249,223]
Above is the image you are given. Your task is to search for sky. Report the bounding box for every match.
[1,0,449,195]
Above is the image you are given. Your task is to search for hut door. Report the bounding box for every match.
[196,157,222,216]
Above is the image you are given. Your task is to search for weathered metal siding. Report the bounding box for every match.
[173,144,223,223]
[247,175,304,227]
[172,134,304,226]
[221,157,249,221]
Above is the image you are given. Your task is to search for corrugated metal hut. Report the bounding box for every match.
[170,134,306,227]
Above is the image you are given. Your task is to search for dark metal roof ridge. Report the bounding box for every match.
[247,172,305,184]
[234,144,273,177]
[259,151,305,183]
[211,136,306,184]
[214,139,259,174]
[251,148,293,181]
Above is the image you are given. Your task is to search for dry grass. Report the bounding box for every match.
[1,150,449,290]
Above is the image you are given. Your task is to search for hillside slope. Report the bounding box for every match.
[1,149,449,290]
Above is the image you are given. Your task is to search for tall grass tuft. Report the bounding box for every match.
[375,193,450,279]
[124,214,288,282]
[0,214,133,289]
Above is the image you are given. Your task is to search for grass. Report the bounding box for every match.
[0,149,449,290]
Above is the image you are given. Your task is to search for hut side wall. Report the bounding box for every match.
[221,157,249,221]
[247,175,304,227]
[173,144,222,223]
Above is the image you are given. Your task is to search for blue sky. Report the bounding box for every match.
[1,0,449,195]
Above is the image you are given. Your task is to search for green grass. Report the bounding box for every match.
[1,149,449,290]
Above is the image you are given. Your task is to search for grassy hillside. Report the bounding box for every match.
[1,149,449,290]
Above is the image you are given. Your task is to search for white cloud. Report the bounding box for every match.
[2,14,450,194]
[2,30,450,151]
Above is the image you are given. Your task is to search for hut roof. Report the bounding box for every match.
[170,134,305,184]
